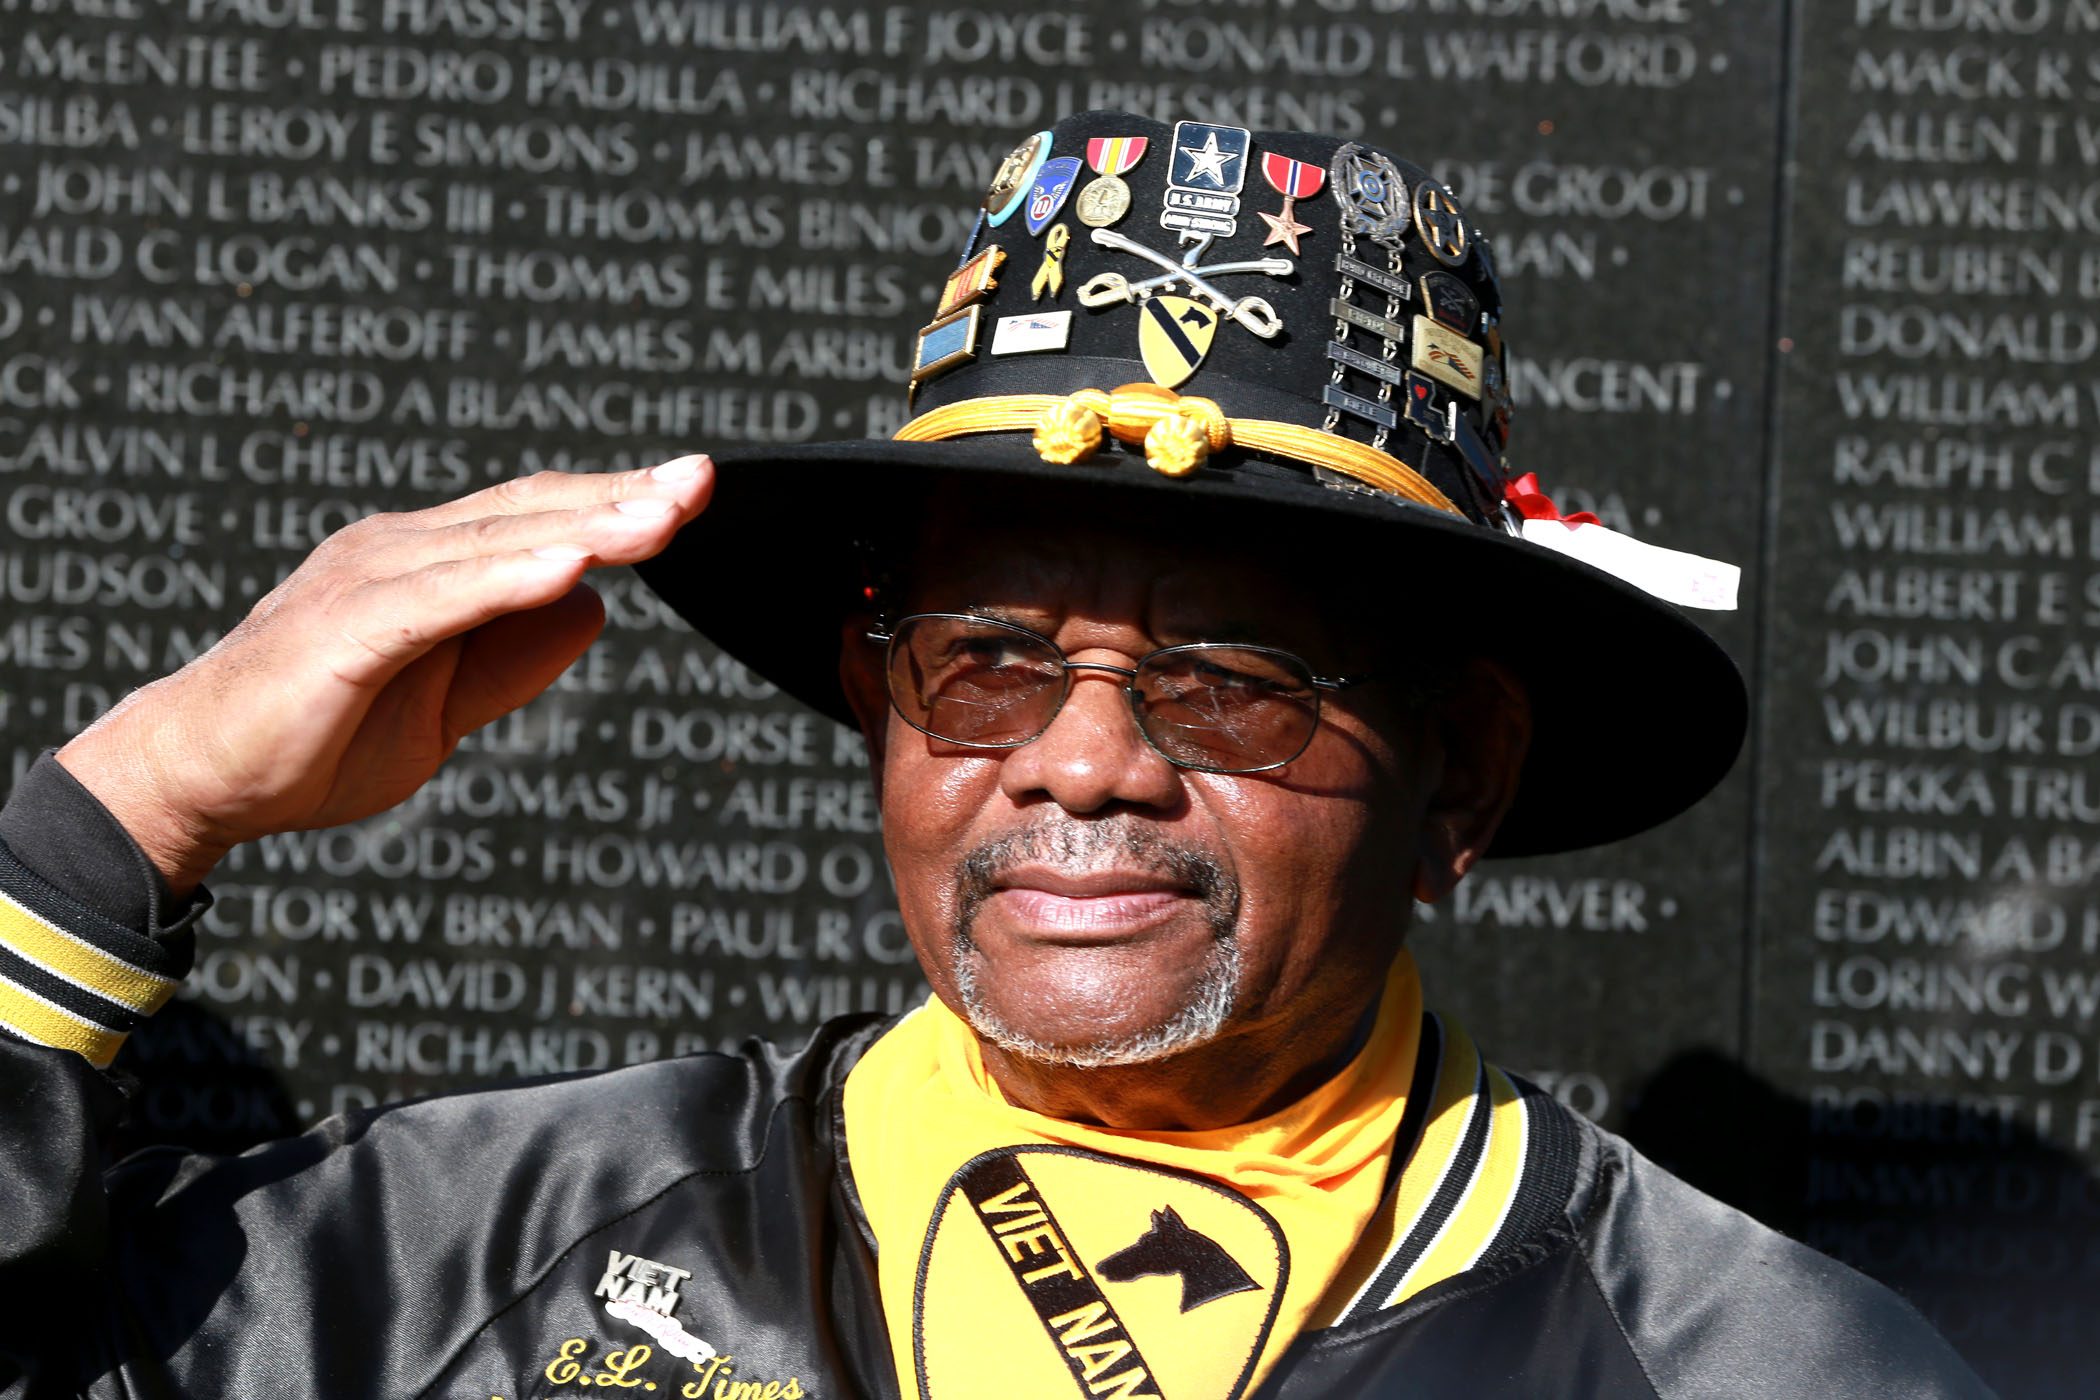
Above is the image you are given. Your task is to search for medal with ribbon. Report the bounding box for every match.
[1089,136,1147,176]
[1258,153,1324,255]
[1077,136,1148,228]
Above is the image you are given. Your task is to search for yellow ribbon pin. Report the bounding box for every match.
[1032,223,1070,301]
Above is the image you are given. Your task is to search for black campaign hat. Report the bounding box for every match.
[637,111,1746,856]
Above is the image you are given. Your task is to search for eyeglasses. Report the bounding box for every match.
[868,612,1378,774]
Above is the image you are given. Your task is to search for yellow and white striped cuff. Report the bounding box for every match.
[0,886,179,1068]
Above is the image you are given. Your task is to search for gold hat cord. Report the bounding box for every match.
[894,384,1464,518]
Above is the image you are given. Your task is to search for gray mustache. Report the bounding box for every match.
[953,818,1237,934]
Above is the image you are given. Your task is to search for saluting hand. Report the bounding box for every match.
[56,456,715,897]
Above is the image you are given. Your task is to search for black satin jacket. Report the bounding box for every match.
[2,1014,1994,1400]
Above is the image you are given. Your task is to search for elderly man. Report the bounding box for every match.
[2,115,1986,1399]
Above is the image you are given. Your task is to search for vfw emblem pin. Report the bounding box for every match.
[1138,296,1219,389]
[914,1147,1286,1400]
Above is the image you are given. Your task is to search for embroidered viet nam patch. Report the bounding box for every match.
[913,1146,1287,1400]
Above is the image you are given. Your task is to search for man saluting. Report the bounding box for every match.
[0,114,1988,1399]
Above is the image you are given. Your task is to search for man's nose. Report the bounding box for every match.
[998,665,1181,813]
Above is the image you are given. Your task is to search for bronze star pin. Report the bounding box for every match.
[1260,205,1312,255]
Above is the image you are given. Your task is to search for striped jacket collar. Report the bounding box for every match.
[1317,1013,1583,1328]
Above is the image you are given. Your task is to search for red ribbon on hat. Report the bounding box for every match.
[1504,473,1600,526]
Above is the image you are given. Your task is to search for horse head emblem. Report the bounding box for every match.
[1095,1206,1260,1313]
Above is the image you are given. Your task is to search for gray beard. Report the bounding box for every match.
[949,818,1241,1069]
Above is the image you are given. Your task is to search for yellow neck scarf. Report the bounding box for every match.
[843,954,1425,1400]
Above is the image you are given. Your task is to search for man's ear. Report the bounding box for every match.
[1412,658,1532,905]
[838,618,891,790]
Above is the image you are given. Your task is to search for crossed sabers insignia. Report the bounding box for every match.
[1077,229,1291,340]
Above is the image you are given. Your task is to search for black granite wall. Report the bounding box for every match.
[2,2,2094,1392]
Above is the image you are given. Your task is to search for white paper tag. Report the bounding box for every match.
[1520,519,1740,611]
[991,310,1072,355]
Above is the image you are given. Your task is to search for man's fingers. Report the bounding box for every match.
[409,454,713,529]
[440,584,608,741]
[324,548,595,687]
[307,455,712,580]
[394,491,703,571]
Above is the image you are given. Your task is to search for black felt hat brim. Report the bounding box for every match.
[635,437,1747,858]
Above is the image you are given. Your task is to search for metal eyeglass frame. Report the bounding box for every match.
[865,611,1381,774]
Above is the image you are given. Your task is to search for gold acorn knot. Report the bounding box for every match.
[1029,385,1231,476]
[1032,395,1106,464]
[1143,413,1214,478]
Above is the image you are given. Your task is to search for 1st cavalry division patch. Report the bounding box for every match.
[1138,296,1220,389]
[914,1147,1286,1400]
